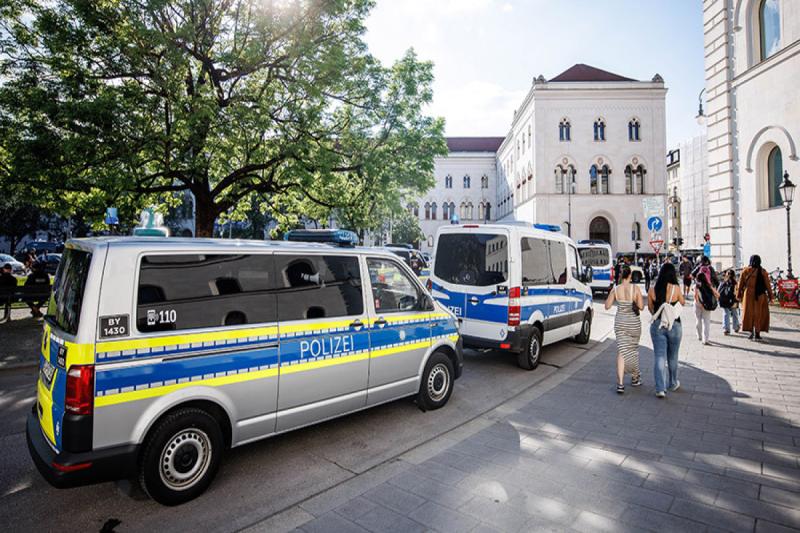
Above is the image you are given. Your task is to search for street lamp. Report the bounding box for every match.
[566,169,575,238]
[695,88,706,125]
[779,170,796,278]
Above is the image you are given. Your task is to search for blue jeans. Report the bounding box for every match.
[650,321,682,393]
[722,307,740,332]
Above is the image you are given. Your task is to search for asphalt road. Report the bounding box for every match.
[0,301,616,533]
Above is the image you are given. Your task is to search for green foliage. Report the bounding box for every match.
[0,0,446,236]
[391,207,424,247]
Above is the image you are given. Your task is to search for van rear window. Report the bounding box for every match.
[578,247,610,267]
[434,233,507,286]
[47,249,92,335]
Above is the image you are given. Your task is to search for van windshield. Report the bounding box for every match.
[434,233,508,286]
[578,247,610,268]
[46,248,92,335]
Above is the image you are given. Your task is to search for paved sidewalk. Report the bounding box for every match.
[250,306,800,533]
[0,308,44,370]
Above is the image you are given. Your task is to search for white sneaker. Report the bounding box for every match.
[669,381,681,392]
[702,340,710,345]
[655,391,666,398]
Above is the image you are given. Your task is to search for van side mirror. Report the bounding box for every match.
[581,266,593,284]
[419,293,435,311]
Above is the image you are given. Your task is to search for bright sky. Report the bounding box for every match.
[364,0,706,149]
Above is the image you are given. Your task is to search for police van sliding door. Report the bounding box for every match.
[364,257,432,406]
[274,254,370,432]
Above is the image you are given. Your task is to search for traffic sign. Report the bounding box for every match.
[105,207,119,225]
[649,239,664,255]
[647,216,663,232]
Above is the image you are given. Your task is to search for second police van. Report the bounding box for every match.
[576,240,614,295]
[26,231,461,505]
[429,223,593,370]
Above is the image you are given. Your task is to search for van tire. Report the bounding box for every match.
[416,351,455,411]
[574,311,592,344]
[138,407,224,506]
[517,327,542,370]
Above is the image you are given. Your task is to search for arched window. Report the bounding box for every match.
[466,202,474,220]
[441,202,449,220]
[463,175,471,189]
[767,145,783,208]
[600,165,610,194]
[634,165,645,194]
[759,0,781,61]
[593,119,606,141]
[632,221,641,242]
[628,119,641,141]
[559,119,571,141]
[478,202,485,221]
[431,202,437,220]
[481,175,489,189]
[484,202,491,221]
[589,216,611,245]
[460,202,467,219]
[590,165,599,194]
[407,202,419,217]
[424,202,431,220]
[449,202,456,220]
[445,175,453,189]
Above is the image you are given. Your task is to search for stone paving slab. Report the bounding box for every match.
[248,304,800,533]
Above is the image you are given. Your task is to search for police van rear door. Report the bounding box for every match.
[431,229,509,340]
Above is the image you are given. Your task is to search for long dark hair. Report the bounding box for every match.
[654,262,679,305]
[749,254,762,270]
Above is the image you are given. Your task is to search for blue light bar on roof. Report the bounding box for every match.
[533,223,562,233]
[283,229,359,246]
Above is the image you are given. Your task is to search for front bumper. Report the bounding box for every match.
[26,407,138,488]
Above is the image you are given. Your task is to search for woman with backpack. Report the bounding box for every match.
[694,269,719,345]
[737,254,773,341]
[718,269,740,335]
[605,265,644,394]
[648,263,685,398]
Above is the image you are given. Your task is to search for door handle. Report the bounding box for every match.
[374,318,387,327]
[469,296,479,305]
[349,319,364,329]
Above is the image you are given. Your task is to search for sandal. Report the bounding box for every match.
[631,377,642,387]
[616,384,625,394]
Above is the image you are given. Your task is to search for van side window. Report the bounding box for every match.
[521,238,551,285]
[367,258,425,313]
[550,242,568,285]
[136,254,275,332]
[568,245,580,280]
[274,255,363,320]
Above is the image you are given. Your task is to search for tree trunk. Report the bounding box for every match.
[193,194,218,238]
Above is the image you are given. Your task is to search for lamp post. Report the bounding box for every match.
[567,169,575,238]
[695,88,706,125]
[779,170,796,278]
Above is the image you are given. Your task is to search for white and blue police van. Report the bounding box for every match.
[429,223,593,370]
[576,240,614,295]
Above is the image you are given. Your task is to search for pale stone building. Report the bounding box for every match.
[703,0,799,269]
[666,135,710,253]
[413,137,502,253]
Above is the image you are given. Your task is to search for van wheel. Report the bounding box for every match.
[517,327,542,370]
[138,408,224,506]
[574,311,592,344]
[417,351,455,411]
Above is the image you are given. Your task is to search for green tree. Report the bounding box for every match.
[391,207,423,247]
[0,0,445,236]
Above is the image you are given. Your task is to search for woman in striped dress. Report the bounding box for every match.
[605,265,644,393]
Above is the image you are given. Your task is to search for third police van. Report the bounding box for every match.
[576,240,614,295]
[429,223,593,370]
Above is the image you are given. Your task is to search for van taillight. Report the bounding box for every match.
[508,286,521,326]
[65,365,94,415]
[610,265,615,281]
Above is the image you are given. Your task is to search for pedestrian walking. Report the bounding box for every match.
[648,262,685,398]
[605,265,644,394]
[718,269,740,335]
[736,254,773,341]
[679,256,693,297]
[694,269,719,345]
[643,259,651,291]
[692,255,719,287]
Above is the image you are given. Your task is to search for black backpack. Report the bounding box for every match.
[718,282,736,309]
[699,284,718,311]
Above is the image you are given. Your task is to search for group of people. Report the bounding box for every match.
[0,261,50,318]
[605,254,773,398]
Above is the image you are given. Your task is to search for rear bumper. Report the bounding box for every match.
[26,408,138,488]
[463,326,529,353]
